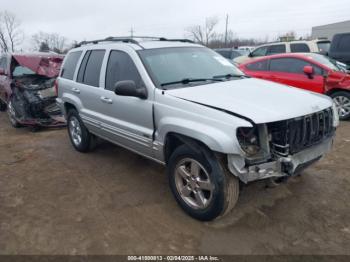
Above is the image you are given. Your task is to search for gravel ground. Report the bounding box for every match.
[0,113,349,255]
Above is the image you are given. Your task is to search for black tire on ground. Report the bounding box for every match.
[67,109,96,153]
[330,91,350,121]
[7,99,22,128]
[167,144,239,221]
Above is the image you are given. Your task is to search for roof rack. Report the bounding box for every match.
[75,36,194,48]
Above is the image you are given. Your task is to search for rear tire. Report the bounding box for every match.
[331,91,350,120]
[67,109,96,153]
[167,144,239,221]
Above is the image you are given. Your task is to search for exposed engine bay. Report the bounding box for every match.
[8,54,65,128]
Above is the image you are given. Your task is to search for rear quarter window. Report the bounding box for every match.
[61,51,82,80]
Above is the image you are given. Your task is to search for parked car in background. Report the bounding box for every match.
[329,33,350,70]
[0,53,66,129]
[239,53,350,120]
[57,37,338,221]
[234,39,331,65]
[237,46,255,52]
[214,48,249,60]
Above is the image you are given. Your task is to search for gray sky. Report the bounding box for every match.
[2,0,350,49]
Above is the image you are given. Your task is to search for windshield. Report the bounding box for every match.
[138,47,244,88]
[12,66,36,77]
[306,53,343,72]
[317,41,331,53]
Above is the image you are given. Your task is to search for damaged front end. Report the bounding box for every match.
[8,54,66,128]
[229,107,337,183]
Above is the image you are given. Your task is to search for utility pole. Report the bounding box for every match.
[129,27,135,38]
[224,14,229,47]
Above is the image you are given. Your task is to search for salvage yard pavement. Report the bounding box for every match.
[0,112,349,255]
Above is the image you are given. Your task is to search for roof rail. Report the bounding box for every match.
[75,36,194,47]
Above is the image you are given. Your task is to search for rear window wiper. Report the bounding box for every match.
[213,73,246,79]
[161,78,223,87]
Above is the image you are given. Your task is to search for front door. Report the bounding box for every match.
[269,57,325,93]
[98,49,154,157]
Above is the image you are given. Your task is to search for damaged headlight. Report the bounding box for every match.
[237,126,261,156]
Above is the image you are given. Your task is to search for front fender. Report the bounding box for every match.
[157,117,245,154]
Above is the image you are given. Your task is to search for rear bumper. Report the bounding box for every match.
[228,136,334,183]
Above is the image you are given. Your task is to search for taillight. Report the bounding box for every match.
[54,79,59,97]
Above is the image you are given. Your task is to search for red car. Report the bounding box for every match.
[239,53,350,120]
[0,53,66,129]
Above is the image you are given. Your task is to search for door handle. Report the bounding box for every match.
[100,97,113,104]
[72,87,80,94]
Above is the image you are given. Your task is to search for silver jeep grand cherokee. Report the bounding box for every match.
[57,37,339,221]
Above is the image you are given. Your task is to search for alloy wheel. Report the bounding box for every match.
[174,158,214,210]
[333,95,350,118]
[69,116,82,146]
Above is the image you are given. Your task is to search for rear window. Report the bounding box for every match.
[317,41,331,53]
[61,51,82,80]
[291,43,310,53]
[267,45,286,55]
[246,60,269,71]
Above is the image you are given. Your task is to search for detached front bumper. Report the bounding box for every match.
[228,136,334,183]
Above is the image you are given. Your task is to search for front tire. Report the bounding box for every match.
[67,109,95,153]
[331,91,350,120]
[167,144,239,221]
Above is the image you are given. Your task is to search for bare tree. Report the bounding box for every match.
[32,31,67,53]
[0,11,23,53]
[186,16,219,46]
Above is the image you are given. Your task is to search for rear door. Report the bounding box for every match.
[268,57,325,93]
[71,49,107,134]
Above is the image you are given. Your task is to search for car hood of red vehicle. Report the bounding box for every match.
[13,54,64,78]
[166,78,333,124]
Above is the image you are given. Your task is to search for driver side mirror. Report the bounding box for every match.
[303,66,314,79]
[114,80,147,99]
[0,68,6,76]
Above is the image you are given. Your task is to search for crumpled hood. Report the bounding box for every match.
[166,78,333,124]
[13,53,64,78]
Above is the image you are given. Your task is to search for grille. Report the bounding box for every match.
[268,108,335,157]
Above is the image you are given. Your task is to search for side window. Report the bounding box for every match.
[105,50,143,91]
[80,50,106,87]
[251,46,268,57]
[338,35,350,52]
[270,58,322,75]
[291,43,311,53]
[61,51,82,80]
[266,45,286,55]
[246,60,269,71]
[77,51,91,83]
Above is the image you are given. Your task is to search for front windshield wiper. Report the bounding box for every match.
[160,78,223,87]
[213,73,246,79]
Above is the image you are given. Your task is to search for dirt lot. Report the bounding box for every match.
[0,112,349,255]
